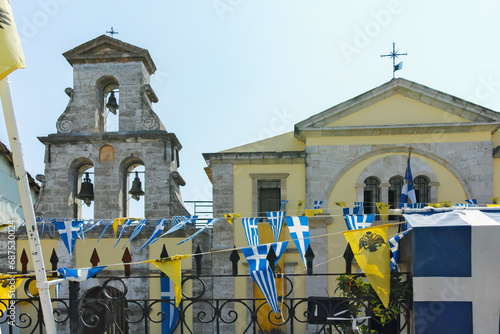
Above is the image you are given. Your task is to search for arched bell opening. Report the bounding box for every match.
[70,159,95,220]
[96,76,120,132]
[120,158,145,218]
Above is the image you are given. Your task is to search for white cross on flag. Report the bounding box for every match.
[53,220,83,255]
[285,216,310,268]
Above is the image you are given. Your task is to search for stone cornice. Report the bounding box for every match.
[203,151,305,165]
[295,122,500,141]
[38,131,182,149]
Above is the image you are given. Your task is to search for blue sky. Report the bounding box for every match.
[1,0,500,206]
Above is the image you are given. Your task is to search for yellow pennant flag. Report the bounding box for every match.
[343,225,391,308]
[439,201,451,208]
[0,277,22,314]
[376,202,391,224]
[0,0,25,80]
[112,217,136,237]
[146,255,189,307]
[297,200,305,214]
[305,209,323,216]
[334,201,346,208]
[491,197,499,205]
[224,213,241,225]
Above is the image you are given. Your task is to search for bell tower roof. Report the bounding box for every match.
[63,34,157,75]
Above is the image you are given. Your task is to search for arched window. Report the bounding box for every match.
[123,164,145,218]
[414,176,430,204]
[96,76,119,132]
[388,176,404,221]
[363,177,380,215]
[71,160,94,220]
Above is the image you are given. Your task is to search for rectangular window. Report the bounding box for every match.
[257,180,281,216]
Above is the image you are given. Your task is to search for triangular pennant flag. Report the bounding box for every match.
[465,199,478,207]
[343,205,364,215]
[491,197,499,204]
[152,216,198,245]
[147,255,189,307]
[334,201,346,208]
[344,214,375,230]
[280,200,288,211]
[97,220,113,243]
[122,219,148,249]
[343,225,391,308]
[376,202,391,224]
[389,231,408,272]
[305,209,323,216]
[161,272,180,332]
[242,218,260,246]
[285,216,310,268]
[57,266,106,282]
[297,200,305,214]
[140,219,167,249]
[0,0,25,80]
[271,241,288,265]
[83,219,104,233]
[112,217,135,237]
[241,245,280,314]
[266,211,285,243]
[176,218,219,245]
[53,220,83,255]
[313,200,323,210]
[113,219,134,247]
[224,213,241,225]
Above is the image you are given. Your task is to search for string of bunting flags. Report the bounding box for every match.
[5,197,498,313]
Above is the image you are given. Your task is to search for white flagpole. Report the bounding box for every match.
[0,77,57,333]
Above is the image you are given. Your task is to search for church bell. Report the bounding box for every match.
[76,172,94,206]
[106,91,119,115]
[129,171,145,201]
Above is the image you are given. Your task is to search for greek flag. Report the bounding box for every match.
[83,219,104,233]
[152,216,198,245]
[141,219,168,249]
[280,200,288,211]
[161,274,179,333]
[241,244,280,314]
[285,216,310,268]
[97,219,114,243]
[344,214,375,230]
[271,241,288,264]
[389,232,407,272]
[266,211,285,243]
[314,200,323,210]
[242,218,260,246]
[465,199,478,207]
[177,218,219,245]
[342,205,364,215]
[394,61,403,72]
[400,157,417,206]
[400,203,424,209]
[53,220,83,255]
[57,266,105,281]
[113,219,134,247]
[122,219,148,249]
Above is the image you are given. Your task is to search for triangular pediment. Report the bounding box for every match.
[63,35,156,74]
[294,78,500,140]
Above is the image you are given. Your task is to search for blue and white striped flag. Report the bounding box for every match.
[83,219,104,233]
[465,199,478,207]
[57,266,105,281]
[266,211,285,243]
[389,232,408,272]
[242,218,261,246]
[152,216,198,245]
[177,218,220,245]
[400,203,424,209]
[271,241,288,264]
[456,203,469,208]
[241,244,280,315]
[141,219,168,249]
[314,200,323,210]
[343,205,363,215]
[344,214,375,230]
[161,274,179,333]
[280,200,288,211]
[113,219,134,247]
[53,220,83,255]
[285,216,310,268]
[122,219,148,249]
[97,220,113,243]
[400,157,417,205]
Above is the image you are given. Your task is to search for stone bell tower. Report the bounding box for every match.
[36,35,188,221]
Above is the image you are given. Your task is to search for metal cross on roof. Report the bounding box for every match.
[106,27,119,38]
[380,42,407,78]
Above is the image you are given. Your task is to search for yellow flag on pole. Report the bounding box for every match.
[146,255,189,307]
[376,202,391,224]
[0,0,25,80]
[343,225,391,308]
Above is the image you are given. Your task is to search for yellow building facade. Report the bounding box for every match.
[203,78,500,332]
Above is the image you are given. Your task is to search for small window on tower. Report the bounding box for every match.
[257,180,281,217]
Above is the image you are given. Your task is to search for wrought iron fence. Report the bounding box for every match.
[0,272,411,334]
